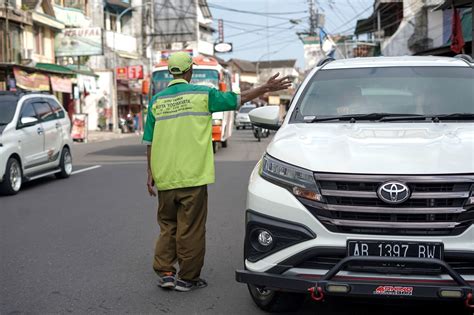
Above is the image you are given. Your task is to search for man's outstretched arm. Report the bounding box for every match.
[240,73,292,104]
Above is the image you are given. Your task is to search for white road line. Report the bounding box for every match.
[71,165,102,175]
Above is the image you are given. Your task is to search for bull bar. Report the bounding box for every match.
[236,256,474,308]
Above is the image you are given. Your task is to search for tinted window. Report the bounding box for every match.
[20,101,38,119]
[295,67,474,120]
[239,106,256,113]
[33,102,56,122]
[46,98,65,119]
[0,95,19,125]
[152,69,219,95]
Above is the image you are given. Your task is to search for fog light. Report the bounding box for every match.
[439,289,463,298]
[258,230,273,247]
[326,284,350,293]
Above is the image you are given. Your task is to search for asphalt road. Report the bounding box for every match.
[1,129,472,315]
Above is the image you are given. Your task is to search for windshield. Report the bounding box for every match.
[293,67,474,121]
[239,106,255,114]
[152,69,219,95]
[0,96,19,125]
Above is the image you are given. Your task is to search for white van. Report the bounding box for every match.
[236,56,474,312]
[0,92,73,195]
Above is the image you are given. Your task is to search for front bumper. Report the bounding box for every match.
[237,256,474,306]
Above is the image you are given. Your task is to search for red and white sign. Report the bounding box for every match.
[127,65,143,80]
[116,67,128,80]
[116,66,143,80]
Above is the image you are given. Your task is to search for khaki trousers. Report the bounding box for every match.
[153,185,208,281]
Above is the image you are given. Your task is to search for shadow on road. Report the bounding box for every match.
[87,145,146,157]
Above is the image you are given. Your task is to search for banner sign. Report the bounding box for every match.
[218,19,224,42]
[51,76,72,93]
[128,65,143,80]
[71,113,88,141]
[13,67,50,91]
[53,4,91,28]
[55,27,103,57]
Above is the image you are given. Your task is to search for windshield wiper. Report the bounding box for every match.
[431,113,474,122]
[308,113,424,123]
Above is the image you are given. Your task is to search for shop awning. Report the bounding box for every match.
[36,63,76,75]
[66,65,99,78]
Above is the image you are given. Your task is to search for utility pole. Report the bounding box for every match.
[308,0,318,36]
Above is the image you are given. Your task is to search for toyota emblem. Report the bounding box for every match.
[377,182,410,204]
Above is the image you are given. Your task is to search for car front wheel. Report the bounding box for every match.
[247,284,305,313]
[55,147,73,179]
[0,157,22,195]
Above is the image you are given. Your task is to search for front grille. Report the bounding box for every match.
[305,174,474,236]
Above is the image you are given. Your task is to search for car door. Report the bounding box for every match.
[45,97,69,145]
[17,99,46,169]
[32,100,62,163]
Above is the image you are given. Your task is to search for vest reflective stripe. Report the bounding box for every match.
[155,111,210,122]
[155,90,208,100]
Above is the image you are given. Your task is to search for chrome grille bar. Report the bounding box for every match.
[320,189,470,199]
[321,218,461,229]
[315,173,474,183]
[323,204,466,214]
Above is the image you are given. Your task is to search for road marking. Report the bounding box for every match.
[71,165,102,175]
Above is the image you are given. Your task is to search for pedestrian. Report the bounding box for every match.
[143,51,291,292]
[133,114,140,134]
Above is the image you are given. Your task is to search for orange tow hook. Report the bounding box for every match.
[465,292,474,309]
[308,286,324,301]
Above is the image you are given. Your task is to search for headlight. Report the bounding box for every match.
[259,154,323,202]
[212,119,222,126]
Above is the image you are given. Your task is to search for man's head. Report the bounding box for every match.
[168,52,193,82]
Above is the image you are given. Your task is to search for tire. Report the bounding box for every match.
[0,157,22,195]
[222,140,228,148]
[247,284,305,313]
[212,141,218,154]
[236,126,240,130]
[55,147,73,179]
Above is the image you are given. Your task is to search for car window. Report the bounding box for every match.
[294,67,474,120]
[239,106,256,114]
[46,98,65,119]
[0,95,19,125]
[20,101,38,120]
[33,102,56,122]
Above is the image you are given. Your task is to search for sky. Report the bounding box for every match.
[208,0,375,68]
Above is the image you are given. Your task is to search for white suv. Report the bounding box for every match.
[0,92,73,195]
[236,56,474,312]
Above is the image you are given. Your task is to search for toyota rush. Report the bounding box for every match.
[235,56,474,312]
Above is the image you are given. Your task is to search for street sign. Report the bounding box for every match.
[214,42,233,53]
[218,19,224,42]
[128,65,144,80]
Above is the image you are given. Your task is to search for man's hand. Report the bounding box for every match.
[147,171,156,197]
[264,73,292,92]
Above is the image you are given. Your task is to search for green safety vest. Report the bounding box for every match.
[143,79,239,191]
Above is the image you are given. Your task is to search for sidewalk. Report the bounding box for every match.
[79,131,140,143]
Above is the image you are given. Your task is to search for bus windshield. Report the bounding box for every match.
[152,69,219,95]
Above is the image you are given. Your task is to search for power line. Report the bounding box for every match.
[207,2,307,21]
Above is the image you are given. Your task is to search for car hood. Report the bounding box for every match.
[267,123,474,174]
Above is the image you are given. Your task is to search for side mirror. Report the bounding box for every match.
[249,106,281,131]
[19,116,39,128]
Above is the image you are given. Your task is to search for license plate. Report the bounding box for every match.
[347,240,443,259]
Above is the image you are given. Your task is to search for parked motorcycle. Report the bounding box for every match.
[252,125,270,142]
